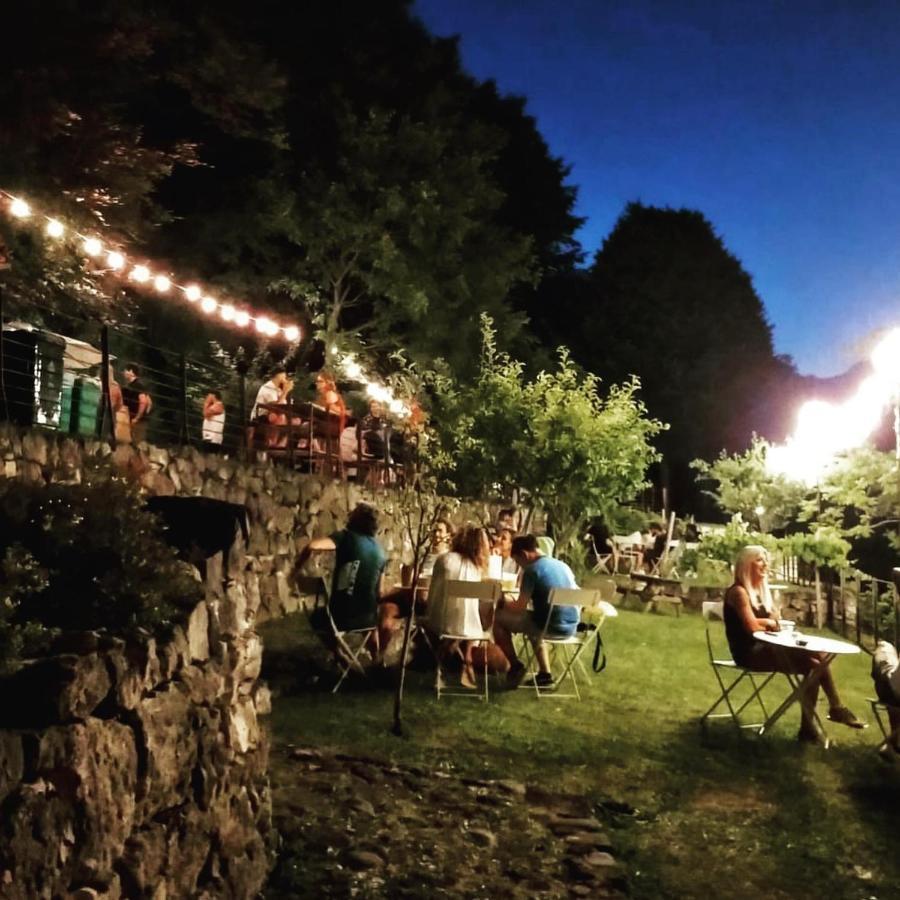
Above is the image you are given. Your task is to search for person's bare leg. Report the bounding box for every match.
[493,622,519,667]
[534,641,552,676]
[460,641,477,688]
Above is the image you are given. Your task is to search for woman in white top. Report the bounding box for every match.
[427,525,491,688]
[202,390,226,450]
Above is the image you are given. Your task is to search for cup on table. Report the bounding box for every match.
[501,574,518,592]
[780,619,795,635]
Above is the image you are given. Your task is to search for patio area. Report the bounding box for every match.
[260,604,898,898]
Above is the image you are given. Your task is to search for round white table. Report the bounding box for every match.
[753,630,860,746]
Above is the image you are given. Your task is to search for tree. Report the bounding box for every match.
[430,316,665,566]
[552,203,793,511]
[692,437,808,532]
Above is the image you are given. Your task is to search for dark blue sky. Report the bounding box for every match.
[414,0,900,376]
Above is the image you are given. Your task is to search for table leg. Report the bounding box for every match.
[759,649,835,746]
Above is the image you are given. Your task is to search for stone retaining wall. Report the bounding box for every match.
[0,534,270,899]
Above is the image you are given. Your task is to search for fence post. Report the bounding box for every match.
[179,353,188,445]
[872,576,879,646]
[840,569,847,639]
[855,571,862,647]
[99,324,115,446]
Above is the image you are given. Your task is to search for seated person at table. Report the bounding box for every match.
[496,507,518,532]
[725,545,864,741]
[360,399,389,460]
[493,534,579,689]
[250,369,292,448]
[492,527,520,578]
[872,640,900,753]
[315,370,347,431]
[426,525,493,688]
[642,523,665,572]
[422,518,454,578]
[296,502,388,652]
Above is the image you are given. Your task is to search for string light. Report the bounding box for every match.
[1,188,303,343]
[10,198,30,218]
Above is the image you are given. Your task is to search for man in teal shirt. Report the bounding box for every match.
[296,502,387,645]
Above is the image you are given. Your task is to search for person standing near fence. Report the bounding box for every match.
[108,364,131,444]
[122,363,152,445]
[201,390,226,452]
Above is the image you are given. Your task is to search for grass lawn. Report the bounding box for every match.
[261,607,900,899]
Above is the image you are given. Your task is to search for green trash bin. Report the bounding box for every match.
[59,371,75,433]
[72,376,102,437]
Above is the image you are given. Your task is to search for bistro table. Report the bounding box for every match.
[753,630,860,747]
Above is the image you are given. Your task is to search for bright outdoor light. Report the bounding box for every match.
[389,398,403,415]
[200,296,218,314]
[284,325,301,342]
[45,219,64,238]
[130,265,150,283]
[83,237,102,256]
[106,251,125,270]
[754,505,765,516]
[153,275,171,293]
[9,198,31,218]
[185,284,202,302]
[220,304,236,322]
[255,316,274,335]
[871,327,900,385]
[235,310,251,328]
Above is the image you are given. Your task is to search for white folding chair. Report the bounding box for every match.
[435,579,500,701]
[587,535,614,575]
[531,588,604,700]
[700,627,777,735]
[296,574,378,693]
[869,698,900,759]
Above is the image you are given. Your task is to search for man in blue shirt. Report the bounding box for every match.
[493,534,579,688]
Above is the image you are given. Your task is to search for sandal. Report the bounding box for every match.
[827,706,867,729]
[460,664,477,690]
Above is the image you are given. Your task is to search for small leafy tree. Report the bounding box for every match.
[691,436,808,532]
[679,514,780,580]
[431,316,665,568]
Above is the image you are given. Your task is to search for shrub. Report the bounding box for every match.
[0,475,202,673]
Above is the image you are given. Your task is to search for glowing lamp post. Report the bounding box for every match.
[871,327,900,461]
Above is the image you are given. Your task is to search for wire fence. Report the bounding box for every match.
[0,293,249,454]
[833,570,900,652]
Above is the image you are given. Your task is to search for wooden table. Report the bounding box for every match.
[256,400,352,475]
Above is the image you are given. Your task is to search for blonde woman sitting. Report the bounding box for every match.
[426,525,492,689]
[724,545,864,742]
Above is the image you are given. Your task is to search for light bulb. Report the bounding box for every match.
[184,285,201,302]
[284,325,301,342]
[83,237,102,256]
[130,265,150,283]
[106,251,125,270]
[46,219,64,238]
[220,304,236,322]
[234,310,250,328]
[153,275,171,293]
[201,296,218,314]
[9,198,31,218]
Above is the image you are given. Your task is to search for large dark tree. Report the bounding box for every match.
[559,203,790,510]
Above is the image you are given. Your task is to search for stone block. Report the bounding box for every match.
[22,431,48,465]
[186,602,210,663]
[0,732,24,805]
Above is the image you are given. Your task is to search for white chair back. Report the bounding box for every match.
[445,580,501,602]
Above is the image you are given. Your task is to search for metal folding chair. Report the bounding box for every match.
[869,697,900,759]
[531,588,605,700]
[435,579,500,701]
[296,573,378,693]
[588,535,614,575]
[700,627,777,735]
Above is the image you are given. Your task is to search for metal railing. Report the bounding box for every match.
[834,570,900,652]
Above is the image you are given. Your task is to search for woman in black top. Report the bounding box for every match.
[724,545,864,741]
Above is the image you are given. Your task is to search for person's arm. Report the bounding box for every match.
[204,395,225,418]
[726,585,778,633]
[133,392,150,423]
[295,536,337,570]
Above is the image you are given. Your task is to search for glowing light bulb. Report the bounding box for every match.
[220,304,236,322]
[200,296,217,314]
[83,237,102,256]
[9,198,31,218]
[284,325,301,342]
[234,310,250,328]
[184,285,201,302]
[255,316,273,335]
[389,399,403,415]
[130,265,150,283]
[153,275,171,293]
[106,251,125,270]
[871,328,900,386]
[344,361,362,380]
[45,219,64,238]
